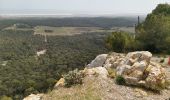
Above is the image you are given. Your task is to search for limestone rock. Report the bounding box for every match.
[116,65,133,75]
[134,88,148,97]
[103,51,167,90]
[54,78,65,88]
[87,54,108,67]
[84,67,108,78]
[144,62,166,90]
[126,51,152,63]
[104,52,125,68]
[23,94,44,100]
[36,49,46,56]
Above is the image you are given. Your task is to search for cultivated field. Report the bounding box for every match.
[111,27,135,33]
[3,24,135,36]
[34,26,106,36]
[34,26,135,36]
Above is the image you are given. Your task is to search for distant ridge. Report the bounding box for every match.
[0,10,146,18]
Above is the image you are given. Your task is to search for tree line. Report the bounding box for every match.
[106,4,170,54]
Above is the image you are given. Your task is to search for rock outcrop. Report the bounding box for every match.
[83,67,108,78]
[87,54,108,67]
[54,78,65,88]
[23,94,44,100]
[36,49,46,56]
[104,51,167,90]
[24,51,170,100]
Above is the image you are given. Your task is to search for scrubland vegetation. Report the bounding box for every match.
[0,3,169,100]
[0,30,108,99]
[106,4,170,54]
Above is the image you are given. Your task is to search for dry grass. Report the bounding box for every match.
[42,69,170,100]
[107,68,116,78]
[42,76,103,100]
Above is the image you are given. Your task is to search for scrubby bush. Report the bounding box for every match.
[148,80,170,91]
[0,30,108,99]
[0,96,12,100]
[158,79,170,90]
[105,31,137,53]
[160,58,165,63]
[115,75,126,85]
[106,4,170,54]
[165,80,170,88]
[44,30,53,33]
[105,32,126,52]
[63,69,84,87]
[136,4,170,53]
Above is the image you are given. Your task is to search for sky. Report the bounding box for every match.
[0,0,170,16]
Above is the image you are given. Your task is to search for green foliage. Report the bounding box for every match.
[115,75,126,85]
[106,32,125,52]
[105,31,137,52]
[152,79,170,91]
[24,87,38,96]
[63,69,84,87]
[160,58,165,63]
[152,4,170,15]
[44,29,53,33]
[0,96,12,100]
[136,4,170,53]
[0,29,108,99]
[165,80,170,88]
[0,17,138,30]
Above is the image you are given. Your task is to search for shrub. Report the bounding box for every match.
[105,32,125,52]
[63,69,84,87]
[160,58,164,63]
[115,75,126,85]
[44,29,53,33]
[161,80,170,90]
[105,31,136,52]
[149,80,170,91]
[0,96,12,100]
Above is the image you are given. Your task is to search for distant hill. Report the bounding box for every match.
[0,16,145,30]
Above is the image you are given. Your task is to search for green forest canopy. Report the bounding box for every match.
[0,30,108,99]
[106,4,170,53]
[136,3,170,53]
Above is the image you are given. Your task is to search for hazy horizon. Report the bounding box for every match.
[0,0,170,16]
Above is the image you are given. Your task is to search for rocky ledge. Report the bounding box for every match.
[88,51,169,91]
[24,51,170,100]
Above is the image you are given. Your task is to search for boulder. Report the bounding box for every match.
[104,52,125,68]
[87,54,108,67]
[132,61,147,72]
[36,49,46,56]
[54,78,65,88]
[84,67,108,78]
[116,65,133,75]
[144,62,166,90]
[23,94,44,100]
[103,51,167,90]
[126,51,152,63]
